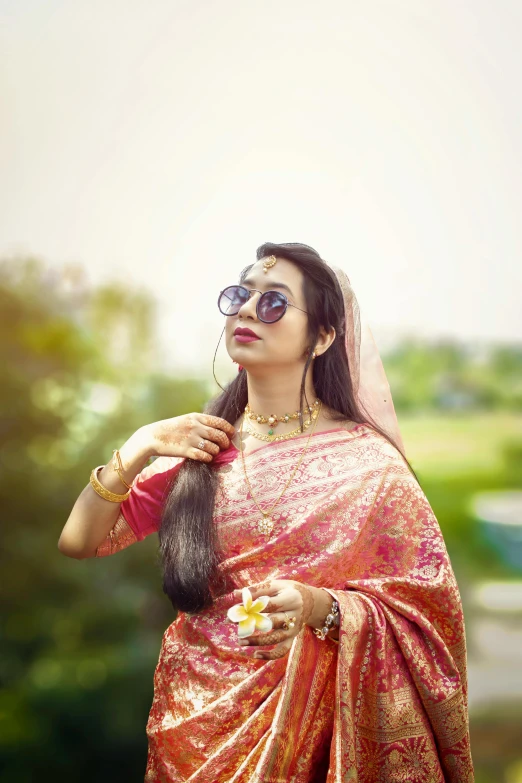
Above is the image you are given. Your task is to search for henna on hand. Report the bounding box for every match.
[234,580,318,662]
[242,629,289,646]
[201,414,235,439]
[244,580,273,595]
[292,582,314,626]
[150,413,235,461]
[254,637,294,660]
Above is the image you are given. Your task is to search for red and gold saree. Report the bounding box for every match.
[96,423,474,782]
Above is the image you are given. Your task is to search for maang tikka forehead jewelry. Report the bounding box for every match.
[262,255,277,274]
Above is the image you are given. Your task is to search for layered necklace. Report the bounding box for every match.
[239,400,322,536]
[243,398,321,443]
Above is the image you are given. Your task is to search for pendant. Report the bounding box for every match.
[258,514,274,535]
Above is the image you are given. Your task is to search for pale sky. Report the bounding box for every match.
[1,0,521,372]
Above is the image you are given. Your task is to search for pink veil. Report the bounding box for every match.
[331,266,407,460]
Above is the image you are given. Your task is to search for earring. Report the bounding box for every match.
[312,351,317,359]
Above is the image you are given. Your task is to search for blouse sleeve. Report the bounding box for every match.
[95,456,185,557]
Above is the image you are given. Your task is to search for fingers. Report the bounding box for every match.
[234,581,300,615]
[203,426,231,450]
[245,581,280,600]
[200,414,236,439]
[188,428,225,463]
[197,438,220,456]
[263,598,286,614]
[254,638,294,661]
[267,612,293,631]
[150,413,235,460]
[190,447,214,463]
[234,583,286,614]
[248,581,275,596]
[241,628,289,646]
[250,589,299,616]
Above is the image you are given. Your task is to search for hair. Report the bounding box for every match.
[159,242,420,614]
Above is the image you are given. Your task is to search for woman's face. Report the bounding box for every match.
[224,257,311,371]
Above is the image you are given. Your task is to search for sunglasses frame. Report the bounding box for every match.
[217,284,308,324]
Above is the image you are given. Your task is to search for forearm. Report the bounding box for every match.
[57,427,153,559]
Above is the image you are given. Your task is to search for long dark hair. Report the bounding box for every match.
[159,242,419,614]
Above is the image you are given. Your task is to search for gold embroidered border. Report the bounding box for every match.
[358,685,431,744]
[95,513,138,557]
[255,632,305,780]
[448,638,466,661]
[424,687,469,749]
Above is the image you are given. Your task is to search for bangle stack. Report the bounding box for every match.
[313,597,340,641]
[112,449,133,490]
[89,465,131,503]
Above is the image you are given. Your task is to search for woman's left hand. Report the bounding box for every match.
[231,579,329,660]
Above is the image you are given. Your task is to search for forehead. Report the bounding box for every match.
[242,257,303,286]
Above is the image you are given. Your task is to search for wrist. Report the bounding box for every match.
[305,585,334,629]
[128,426,156,462]
[118,428,155,474]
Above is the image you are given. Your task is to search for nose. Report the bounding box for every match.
[237,290,260,320]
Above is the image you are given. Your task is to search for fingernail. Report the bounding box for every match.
[253,653,263,659]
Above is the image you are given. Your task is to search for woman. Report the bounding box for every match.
[59,242,474,782]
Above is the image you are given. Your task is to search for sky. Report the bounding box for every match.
[1,0,521,372]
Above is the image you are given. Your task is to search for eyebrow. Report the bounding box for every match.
[241,277,295,298]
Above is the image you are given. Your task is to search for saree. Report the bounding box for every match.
[96,423,474,782]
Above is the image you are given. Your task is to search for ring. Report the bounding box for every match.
[282,613,297,631]
[197,440,206,450]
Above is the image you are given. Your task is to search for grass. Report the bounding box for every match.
[399,412,522,477]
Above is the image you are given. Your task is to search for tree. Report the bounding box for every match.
[0,257,207,782]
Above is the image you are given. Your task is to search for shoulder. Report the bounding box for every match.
[319,421,410,477]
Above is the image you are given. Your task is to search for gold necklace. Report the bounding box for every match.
[241,400,322,443]
[244,412,317,443]
[245,399,320,434]
[239,401,321,536]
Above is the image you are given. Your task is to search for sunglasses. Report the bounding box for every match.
[217,285,308,324]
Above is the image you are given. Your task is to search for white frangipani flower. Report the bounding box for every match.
[227,588,273,638]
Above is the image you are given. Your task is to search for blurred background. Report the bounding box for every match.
[1,2,521,781]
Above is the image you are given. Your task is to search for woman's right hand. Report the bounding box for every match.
[144,413,236,463]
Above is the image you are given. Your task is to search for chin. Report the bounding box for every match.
[226,342,261,367]
[230,353,256,368]
[229,353,264,372]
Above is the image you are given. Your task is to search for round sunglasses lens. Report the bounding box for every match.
[258,291,287,322]
[219,286,248,315]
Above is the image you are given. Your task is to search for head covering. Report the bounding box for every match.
[331,266,407,459]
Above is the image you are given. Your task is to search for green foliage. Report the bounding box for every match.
[0,257,208,780]
[384,338,522,412]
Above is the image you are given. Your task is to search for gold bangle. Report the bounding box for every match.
[112,449,133,490]
[89,466,131,503]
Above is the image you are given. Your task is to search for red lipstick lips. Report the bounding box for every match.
[234,327,260,343]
